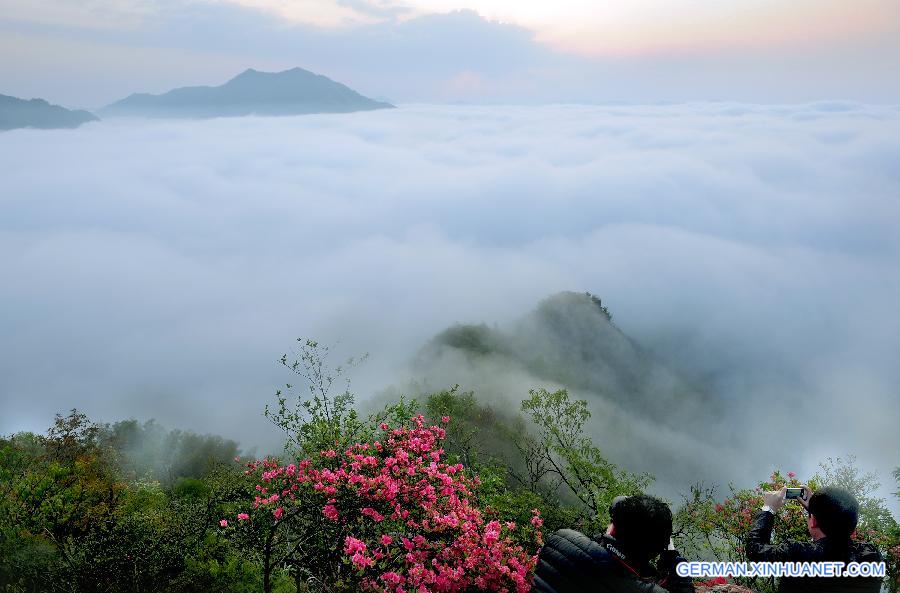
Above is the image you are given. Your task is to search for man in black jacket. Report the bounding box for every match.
[745,486,883,593]
[531,495,695,593]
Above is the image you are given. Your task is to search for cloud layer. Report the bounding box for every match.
[1,103,899,503]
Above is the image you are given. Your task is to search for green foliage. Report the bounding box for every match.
[473,463,582,543]
[368,394,421,435]
[431,324,501,356]
[265,339,367,458]
[422,385,514,468]
[520,388,652,531]
[405,385,652,536]
[171,477,211,500]
[0,411,267,593]
[93,416,242,487]
[585,292,613,322]
[817,457,900,592]
[1,411,122,591]
[178,548,294,593]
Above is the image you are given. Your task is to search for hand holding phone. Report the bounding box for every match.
[786,486,812,510]
[785,487,806,500]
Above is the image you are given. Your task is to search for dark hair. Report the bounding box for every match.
[808,487,859,541]
[609,495,672,564]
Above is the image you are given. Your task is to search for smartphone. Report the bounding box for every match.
[785,487,806,500]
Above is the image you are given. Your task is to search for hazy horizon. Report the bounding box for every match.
[2,0,900,108]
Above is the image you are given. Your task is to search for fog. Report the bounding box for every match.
[1,103,898,505]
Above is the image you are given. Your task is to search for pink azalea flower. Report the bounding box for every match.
[323,504,339,521]
[233,416,542,593]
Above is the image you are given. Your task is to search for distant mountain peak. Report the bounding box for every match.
[102,67,393,119]
[0,93,98,131]
[232,67,275,79]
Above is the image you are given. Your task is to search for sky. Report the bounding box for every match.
[1,0,900,107]
[2,103,899,504]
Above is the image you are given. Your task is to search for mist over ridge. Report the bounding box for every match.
[418,291,719,426]
[402,290,733,498]
[1,102,898,506]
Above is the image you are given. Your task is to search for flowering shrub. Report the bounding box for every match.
[852,523,900,592]
[229,415,543,593]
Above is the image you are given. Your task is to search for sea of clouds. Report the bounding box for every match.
[1,102,898,503]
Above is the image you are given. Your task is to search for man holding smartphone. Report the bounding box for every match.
[745,485,883,592]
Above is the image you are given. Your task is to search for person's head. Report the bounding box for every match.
[606,495,672,564]
[806,487,859,541]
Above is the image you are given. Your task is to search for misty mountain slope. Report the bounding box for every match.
[411,292,732,491]
[101,67,395,118]
[418,292,719,425]
[0,94,98,130]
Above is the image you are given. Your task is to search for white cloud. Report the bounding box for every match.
[203,0,900,58]
[1,104,898,503]
[0,0,162,29]
[3,3,900,107]
[218,0,374,27]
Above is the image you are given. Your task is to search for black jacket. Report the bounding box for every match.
[745,510,883,593]
[530,529,695,593]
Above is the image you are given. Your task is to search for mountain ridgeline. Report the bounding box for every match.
[0,94,98,131]
[419,291,717,423]
[101,67,394,118]
[411,291,728,490]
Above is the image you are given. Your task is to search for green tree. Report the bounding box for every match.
[519,388,652,532]
[265,339,367,458]
[817,457,900,592]
[0,410,124,591]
